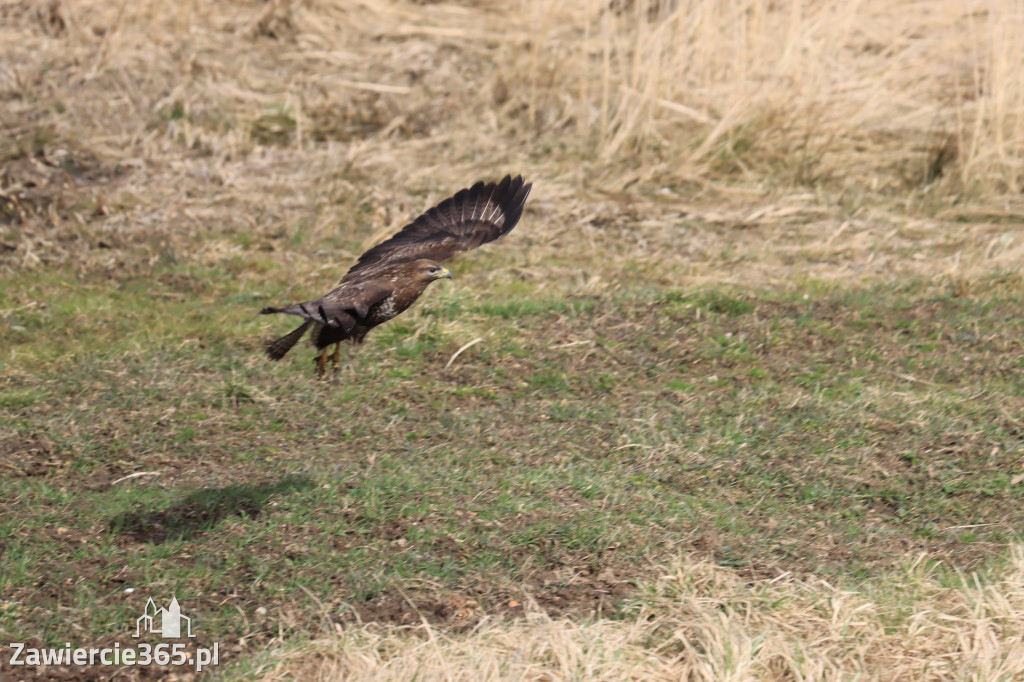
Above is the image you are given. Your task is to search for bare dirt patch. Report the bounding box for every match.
[348,560,639,630]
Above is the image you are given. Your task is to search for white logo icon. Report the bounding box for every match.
[134,597,195,638]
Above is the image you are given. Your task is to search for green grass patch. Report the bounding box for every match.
[3,267,1024,664]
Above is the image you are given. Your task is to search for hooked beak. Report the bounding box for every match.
[436,266,452,280]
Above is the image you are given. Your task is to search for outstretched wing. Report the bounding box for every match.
[342,174,532,282]
[260,281,392,331]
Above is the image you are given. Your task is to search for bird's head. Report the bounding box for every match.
[413,259,452,282]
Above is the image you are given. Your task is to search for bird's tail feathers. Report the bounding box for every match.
[264,320,312,361]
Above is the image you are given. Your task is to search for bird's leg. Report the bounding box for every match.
[315,347,329,379]
[329,343,342,374]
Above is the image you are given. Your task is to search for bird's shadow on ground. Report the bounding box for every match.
[108,475,313,544]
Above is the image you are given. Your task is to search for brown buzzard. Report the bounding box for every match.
[261,174,532,376]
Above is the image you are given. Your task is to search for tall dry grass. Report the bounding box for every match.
[3,0,1022,203]
[12,0,1024,299]
[229,546,1024,681]
[510,0,1024,198]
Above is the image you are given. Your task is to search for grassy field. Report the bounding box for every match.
[3,0,1024,679]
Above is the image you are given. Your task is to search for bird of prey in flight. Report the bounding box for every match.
[260,175,532,377]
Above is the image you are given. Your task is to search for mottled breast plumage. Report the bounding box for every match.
[367,294,399,324]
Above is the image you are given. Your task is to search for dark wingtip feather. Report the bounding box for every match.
[494,174,531,236]
[339,174,533,279]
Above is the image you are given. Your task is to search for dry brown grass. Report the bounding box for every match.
[3,0,1022,323]
[3,0,1023,283]
[232,546,1024,681]
[543,0,1024,198]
